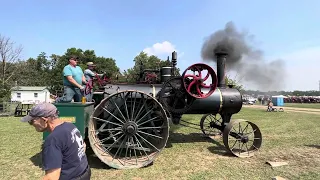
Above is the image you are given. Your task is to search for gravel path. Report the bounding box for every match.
[243,104,320,115]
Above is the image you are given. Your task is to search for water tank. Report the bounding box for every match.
[160,67,172,83]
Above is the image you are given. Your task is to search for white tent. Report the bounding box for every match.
[271,95,288,98]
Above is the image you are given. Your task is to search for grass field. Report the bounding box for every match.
[284,103,320,109]
[1,107,320,180]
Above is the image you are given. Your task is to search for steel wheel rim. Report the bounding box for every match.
[223,119,262,158]
[88,90,169,169]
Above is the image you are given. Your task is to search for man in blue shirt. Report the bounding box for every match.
[55,56,87,103]
[83,62,97,102]
[20,103,91,180]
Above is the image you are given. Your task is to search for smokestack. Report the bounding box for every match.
[214,45,228,88]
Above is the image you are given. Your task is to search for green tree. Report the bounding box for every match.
[225,75,244,92]
[46,48,120,94]
[94,56,119,77]
[124,51,180,83]
[0,34,23,101]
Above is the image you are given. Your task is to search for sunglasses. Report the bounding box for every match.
[28,116,44,125]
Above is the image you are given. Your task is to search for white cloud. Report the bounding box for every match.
[275,46,320,91]
[276,46,320,66]
[142,41,184,59]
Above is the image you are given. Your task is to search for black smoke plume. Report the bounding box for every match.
[201,21,286,91]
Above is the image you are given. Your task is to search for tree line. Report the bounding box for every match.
[243,90,320,97]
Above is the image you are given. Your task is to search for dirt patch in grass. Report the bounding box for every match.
[259,146,320,179]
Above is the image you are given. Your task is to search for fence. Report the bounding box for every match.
[0,102,20,116]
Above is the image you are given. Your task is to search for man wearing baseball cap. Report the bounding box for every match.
[83,62,97,102]
[55,55,87,103]
[21,103,91,180]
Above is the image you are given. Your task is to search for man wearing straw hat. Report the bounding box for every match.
[83,62,97,102]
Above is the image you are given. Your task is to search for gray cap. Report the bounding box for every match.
[21,103,59,122]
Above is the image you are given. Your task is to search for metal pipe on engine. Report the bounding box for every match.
[214,48,228,88]
[171,51,177,76]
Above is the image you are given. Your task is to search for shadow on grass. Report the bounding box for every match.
[165,132,212,148]
[30,132,232,170]
[84,139,112,170]
[304,144,320,149]
[207,141,234,157]
[30,152,42,168]
[166,132,233,157]
[29,140,111,170]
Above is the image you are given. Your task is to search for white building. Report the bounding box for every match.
[10,86,51,104]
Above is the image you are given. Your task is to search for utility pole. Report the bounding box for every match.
[319,80,320,91]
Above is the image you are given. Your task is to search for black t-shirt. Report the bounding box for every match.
[42,122,88,180]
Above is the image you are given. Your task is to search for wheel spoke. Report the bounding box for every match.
[103,134,125,152]
[242,124,249,134]
[138,126,166,130]
[102,107,125,125]
[123,137,130,165]
[136,133,160,152]
[95,131,123,145]
[93,117,122,127]
[182,63,217,99]
[133,97,148,122]
[135,109,153,124]
[131,91,137,120]
[230,139,239,150]
[112,136,127,163]
[110,98,127,124]
[90,127,122,133]
[138,130,163,139]
[121,91,130,120]
[137,116,159,127]
[200,114,222,137]
[134,135,151,161]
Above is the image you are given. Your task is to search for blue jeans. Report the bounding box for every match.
[85,90,93,102]
[56,86,83,103]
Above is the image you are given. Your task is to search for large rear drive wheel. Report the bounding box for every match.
[88,90,169,169]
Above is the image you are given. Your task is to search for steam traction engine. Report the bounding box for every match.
[88,49,262,169]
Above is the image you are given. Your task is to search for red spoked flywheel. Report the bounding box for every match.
[181,63,218,99]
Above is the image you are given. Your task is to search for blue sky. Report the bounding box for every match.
[1,0,320,91]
